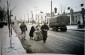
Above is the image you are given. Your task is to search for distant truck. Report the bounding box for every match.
[49,15,70,31]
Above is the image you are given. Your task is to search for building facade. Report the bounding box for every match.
[67,11,85,25]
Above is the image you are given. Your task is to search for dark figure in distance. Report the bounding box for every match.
[20,22,27,40]
[77,21,81,28]
[29,26,35,40]
[41,22,49,43]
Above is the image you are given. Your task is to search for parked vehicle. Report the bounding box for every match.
[0,21,3,28]
[49,15,70,31]
[3,21,7,26]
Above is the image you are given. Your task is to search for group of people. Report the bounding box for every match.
[19,22,49,43]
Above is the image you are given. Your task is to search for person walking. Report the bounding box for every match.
[29,26,35,40]
[41,22,49,43]
[20,22,27,40]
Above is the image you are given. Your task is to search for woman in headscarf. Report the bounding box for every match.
[29,26,35,40]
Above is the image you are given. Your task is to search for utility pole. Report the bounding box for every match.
[51,0,52,18]
[10,10,13,48]
[7,0,11,38]
[81,8,85,26]
[31,11,33,24]
[28,13,29,23]
[7,0,13,48]
[35,7,37,20]
[61,5,62,14]
[80,4,85,26]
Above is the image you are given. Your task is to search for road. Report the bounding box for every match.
[13,23,84,55]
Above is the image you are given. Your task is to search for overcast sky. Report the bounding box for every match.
[0,0,85,20]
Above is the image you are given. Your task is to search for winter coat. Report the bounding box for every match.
[29,26,35,37]
[41,24,49,36]
[20,24,27,32]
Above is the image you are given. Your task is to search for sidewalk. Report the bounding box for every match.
[67,25,85,32]
[0,26,26,55]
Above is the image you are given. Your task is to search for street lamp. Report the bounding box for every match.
[67,7,74,25]
[28,13,29,23]
[40,11,43,24]
[31,11,34,24]
[80,4,85,26]
[51,0,52,18]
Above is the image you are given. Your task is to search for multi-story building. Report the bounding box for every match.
[67,11,85,25]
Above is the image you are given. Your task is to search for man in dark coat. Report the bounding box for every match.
[41,22,49,43]
[29,26,35,40]
[20,22,27,40]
